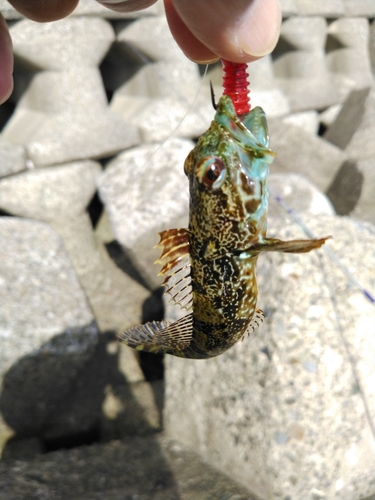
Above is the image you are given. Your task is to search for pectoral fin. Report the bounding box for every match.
[155,228,193,310]
[118,314,193,355]
[241,309,265,341]
[242,236,330,256]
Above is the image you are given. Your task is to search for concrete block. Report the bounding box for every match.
[268,173,335,220]
[319,103,343,128]
[274,17,338,111]
[326,18,374,102]
[279,16,327,50]
[282,110,319,134]
[0,160,101,221]
[0,217,98,444]
[117,14,183,62]
[280,0,298,16]
[2,18,139,166]
[295,0,344,16]
[343,0,375,16]
[268,118,346,191]
[324,88,375,161]
[8,17,114,69]
[98,138,192,289]
[164,214,375,500]
[326,157,375,225]
[0,138,26,178]
[110,41,210,142]
[243,56,291,117]
[0,0,22,19]
[0,436,256,499]
[0,161,149,333]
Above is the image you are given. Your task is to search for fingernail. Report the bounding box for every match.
[193,57,219,65]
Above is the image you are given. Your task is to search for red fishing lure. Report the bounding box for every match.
[221,59,251,115]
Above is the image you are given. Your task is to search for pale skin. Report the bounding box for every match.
[0,0,281,104]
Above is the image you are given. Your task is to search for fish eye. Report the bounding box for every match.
[197,156,227,190]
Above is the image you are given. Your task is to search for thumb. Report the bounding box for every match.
[165,0,281,63]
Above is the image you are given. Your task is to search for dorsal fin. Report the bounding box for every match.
[118,314,193,354]
[155,228,192,310]
[241,309,264,341]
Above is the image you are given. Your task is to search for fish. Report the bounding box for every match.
[118,95,329,359]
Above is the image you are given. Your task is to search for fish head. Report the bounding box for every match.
[184,95,276,258]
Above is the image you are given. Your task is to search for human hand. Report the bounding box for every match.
[0,0,281,104]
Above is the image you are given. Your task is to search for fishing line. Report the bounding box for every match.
[318,250,375,441]
[125,41,209,126]
[269,188,375,306]
[124,41,210,165]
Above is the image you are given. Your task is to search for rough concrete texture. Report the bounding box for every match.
[282,110,319,135]
[274,17,339,111]
[164,214,375,500]
[268,119,346,192]
[111,16,212,142]
[293,0,345,16]
[280,0,375,16]
[0,161,150,333]
[326,18,374,102]
[1,5,375,499]
[98,138,192,289]
[2,18,139,166]
[0,217,98,439]
[268,173,335,220]
[324,88,375,161]
[0,217,94,375]
[0,435,257,500]
[0,138,26,178]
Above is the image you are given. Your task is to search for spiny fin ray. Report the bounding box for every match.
[118,314,193,354]
[155,228,192,310]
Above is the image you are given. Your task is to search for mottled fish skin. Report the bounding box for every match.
[118,95,329,359]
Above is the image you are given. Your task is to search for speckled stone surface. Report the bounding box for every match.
[2,17,139,166]
[268,118,347,192]
[1,4,375,499]
[164,214,375,500]
[0,435,257,500]
[0,217,98,440]
[0,161,150,333]
[98,138,192,288]
[268,173,335,219]
[324,88,375,162]
[0,138,26,178]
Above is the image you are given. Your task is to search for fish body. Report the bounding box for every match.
[119,96,328,359]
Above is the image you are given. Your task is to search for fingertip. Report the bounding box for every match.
[7,0,79,22]
[0,14,14,105]
[164,0,218,63]
[98,0,158,14]
[238,0,282,57]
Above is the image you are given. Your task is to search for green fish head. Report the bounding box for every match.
[184,95,276,258]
